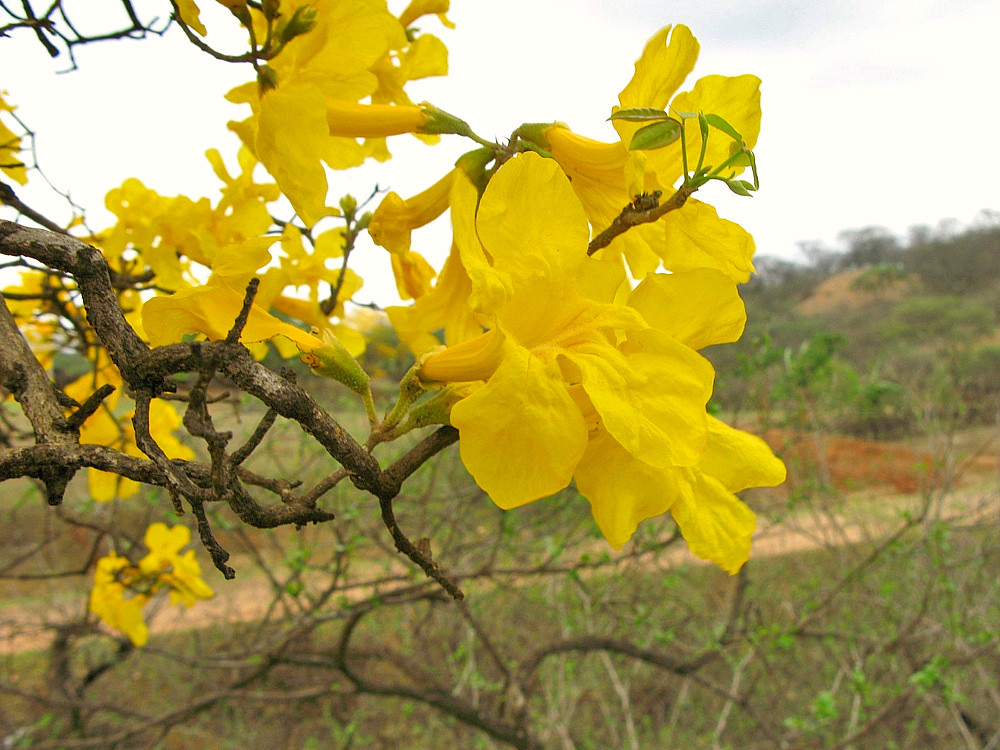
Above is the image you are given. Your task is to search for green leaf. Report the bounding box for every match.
[706,113,743,142]
[697,112,710,144]
[725,179,757,197]
[608,107,670,122]
[726,180,757,198]
[627,118,683,151]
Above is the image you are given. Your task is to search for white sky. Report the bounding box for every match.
[1,0,998,305]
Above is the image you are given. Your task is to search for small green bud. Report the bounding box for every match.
[339,194,358,217]
[300,328,370,395]
[281,6,318,43]
[257,65,279,94]
[261,0,280,20]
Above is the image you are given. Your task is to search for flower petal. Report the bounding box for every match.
[698,415,787,493]
[577,328,712,468]
[575,428,691,549]
[255,83,335,226]
[669,469,756,574]
[661,199,757,282]
[450,343,587,509]
[142,283,323,349]
[615,24,700,135]
[628,268,746,349]
[476,152,590,281]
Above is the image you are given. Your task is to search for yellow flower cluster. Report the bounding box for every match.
[417,155,784,573]
[372,24,785,572]
[222,0,453,225]
[89,523,214,646]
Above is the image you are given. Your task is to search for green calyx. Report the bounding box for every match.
[300,328,370,396]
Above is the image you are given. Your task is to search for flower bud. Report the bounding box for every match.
[257,65,279,94]
[339,193,358,217]
[261,0,280,20]
[281,5,318,43]
[300,328,371,395]
[419,328,506,384]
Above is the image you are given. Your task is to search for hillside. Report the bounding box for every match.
[707,215,1000,438]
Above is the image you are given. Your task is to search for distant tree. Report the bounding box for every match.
[837,225,900,268]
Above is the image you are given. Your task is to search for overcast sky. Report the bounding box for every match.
[1,0,997,304]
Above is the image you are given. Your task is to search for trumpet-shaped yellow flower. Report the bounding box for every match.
[370,168,457,300]
[224,0,452,225]
[141,277,323,350]
[532,24,761,280]
[420,153,714,505]
[89,553,151,646]
[417,152,784,571]
[369,168,455,256]
[89,524,213,645]
[139,523,215,608]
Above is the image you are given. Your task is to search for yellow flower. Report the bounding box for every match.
[89,553,150,646]
[420,153,713,507]
[100,149,279,289]
[369,168,457,300]
[139,523,214,608]
[224,0,454,226]
[141,277,323,349]
[90,524,213,645]
[417,152,785,571]
[369,168,455,256]
[532,24,761,280]
[0,90,27,185]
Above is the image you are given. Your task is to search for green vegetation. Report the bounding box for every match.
[710,212,1000,438]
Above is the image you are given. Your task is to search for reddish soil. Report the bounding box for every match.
[763,429,943,494]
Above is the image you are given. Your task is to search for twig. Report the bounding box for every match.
[587,183,697,256]
[378,493,464,600]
